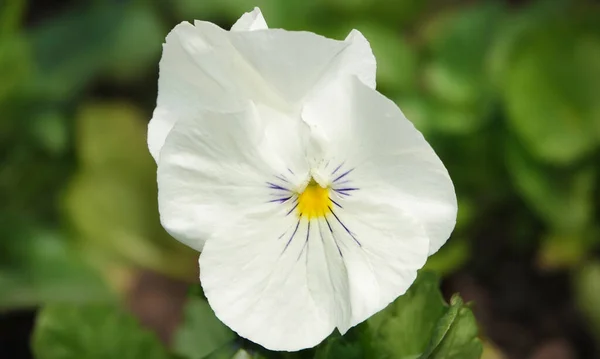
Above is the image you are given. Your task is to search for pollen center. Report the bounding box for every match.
[296,178,331,219]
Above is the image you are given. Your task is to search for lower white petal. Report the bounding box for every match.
[200,204,340,351]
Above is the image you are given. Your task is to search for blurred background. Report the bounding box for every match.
[0,0,599,358]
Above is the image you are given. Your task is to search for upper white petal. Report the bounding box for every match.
[231,7,268,32]
[301,77,457,255]
[148,17,376,162]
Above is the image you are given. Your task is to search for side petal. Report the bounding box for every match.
[200,205,342,351]
[302,77,457,255]
[157,103,309,251]
[231,7,268,31]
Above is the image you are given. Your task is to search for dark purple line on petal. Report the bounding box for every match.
[297,221,310,261]
[332,162,344,175]
[288,168,294,174]
[334,187,359,192]
[275,175,289,183]
[268,196,292,203]
[323,218,343,258]
[286,202,298,216]
[282,219,301,254]
[329,206,361,247]
[324,217,333,234]
[333,168,354,183]
[266,182,290,191]
[330,197,343,209]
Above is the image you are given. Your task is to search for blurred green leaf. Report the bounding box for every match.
[354,22,417,93]
[537,230,598,270]
[419,296,482,359]
[32,304,170,359]
[229,350,266,359]
[417,3,505,135]
[498,6,600,163]
[0,34,31,102]
[424,238,470,277]
[173,297,235,359]
[75,102,154,172]
[0,219,111,310]
[574,261,600,341]
[31,110,69,156]
[0,0,26,35]
[104,4,165,81]
[364,272,481,359]
[505,141,596,232]
[64,102,196,279]
[29,3,164,99]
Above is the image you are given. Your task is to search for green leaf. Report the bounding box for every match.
[419,296,482,359]
[364,272,482,359]
[353,22,417,93]
[315,331,364,359]
[424,238,470,277]
[173,297,236,359]
[104,4,165,82]
[423,3,505,105]
[64,102,197,279]
[0,219,111,310]
[505,140,596,232]
[365,272,447,358]
[0,34,31,102]
[29,3,164,99]
[32,304,170,359]
[574,261,600,341]
[499,6,600,163]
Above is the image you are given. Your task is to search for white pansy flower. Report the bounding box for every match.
[149,7,457,352]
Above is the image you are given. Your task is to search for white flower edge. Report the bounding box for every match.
[156,75,457,350]
[147,7,376,164]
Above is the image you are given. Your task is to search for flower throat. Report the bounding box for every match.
[296,178,332,219]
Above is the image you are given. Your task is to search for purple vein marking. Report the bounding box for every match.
[330,197,343,208]
[266,182,290,191]
[268,196,292,203]
[282,219,301,254]
[329,206,361,247]
[333,168,354,183]
[286,202,299,216]
[275,175,289,183]
[334,187,359,192]
[288,168,294,174]
[323,218,343,258]
[332,162,344,175]
[297,222,310,261]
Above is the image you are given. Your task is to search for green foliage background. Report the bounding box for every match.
[1,0,600,358]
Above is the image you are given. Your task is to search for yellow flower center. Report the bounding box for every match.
[297,178,331,219]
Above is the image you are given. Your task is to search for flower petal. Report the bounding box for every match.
[231,7,268,32]
[199,206,341,351]
[339,29,376,89]
[157,103,309,251]
[149,21,376,162]
[302,77,457,255]
[199,193,429,350]
[321,198,430,329]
